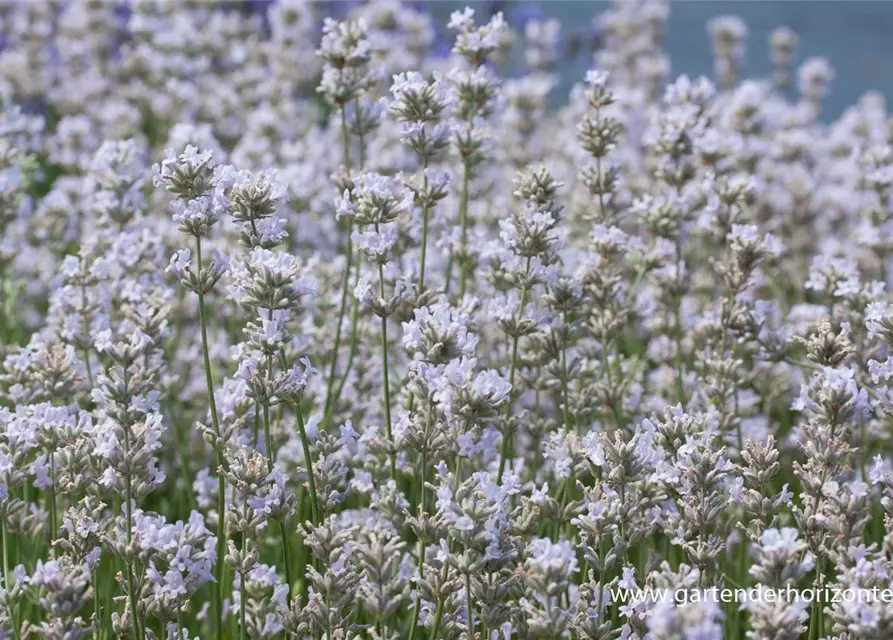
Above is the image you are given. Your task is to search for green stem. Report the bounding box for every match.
[296,486,308,603]
[262,364,274,465]
[1,514,8,578]
[418,406,432,516]
[560,311,572,433]
[1,519,15,640]
[673,234,686,405]
[93,567,100,639]
[340,105,352,172]
[427,587,446,640]
[124,467,142,640]
[417,156,430,293]
[81,281,94,388]
[261,345,294,600]
[808,557,825,640]
[407,551,424,640]
[734,535,748,638]
[172,408,197,511]
[456,160,471,299]
[816,557,825,638]
[48,451,57,554]
[323,106,357,421]
[120,362,144,640]
[295,406,320,526]
[465,573,474,635]
[596,535,606,623]
[277,517,294,599]
[326,586,335,640]
[323,224,353,418]
[554,473,574,542]
[324,255,363,428]
[808,599,818,640]
[239,543,247,640]
[376,234,396,479]
[194,235,226,640]
[497,257,532,484]
[357,100,367,170]
[408,405,433,640]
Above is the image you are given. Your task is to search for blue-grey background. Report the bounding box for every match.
[421,1,893,118]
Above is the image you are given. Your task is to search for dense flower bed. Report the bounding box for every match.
[1,2,892,639]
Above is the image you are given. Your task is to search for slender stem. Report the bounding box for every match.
[325,255,363,428]
[194,235,226,640]
[418,406,433,516]
[673,232,686,405]
[239,540,248,640]
[48,451,57,554]
[323,225,353,417]
[814,557,826,639]
[733,534,748,637]
[1,518,14,640]
[252,401,259,446]
[82,351,94,393]
[274,517,294,602]
[619,482,630,566]
[808,598,818,640]
[340,104,352,172]
[323,106,356,420]
[295,406,319,526]
[261,338,294,600]
[417,156,430,293]
[458,160,471,298]
[418,209,430,292]
[326,585,335,640]
[450,159,471,298]
[262,361,274,464]
[596,141,607,220]
[497,340,522,481]
[554,473,574,542]
[560,311,572,434]
[93,567,101,639]
[377,574,388,639]
[427,586,446,640]
[173,411,197,511]
[601,338,622,429]
[408,405,433,640]
[497,257,532,483]
[379,282,396,479]
[1,516,8,589]
[596,535,606,623]
[407,553,424,640]
[375,227,396,479]
[119,362,144,640]
[357,100,367,170]
[81,281,94,388]
[124,463,142,640]
[296,486,308,602]
[465,573,474,635]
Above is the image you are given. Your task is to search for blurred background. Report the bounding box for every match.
[179,1,893,118]
[416,1,893,118]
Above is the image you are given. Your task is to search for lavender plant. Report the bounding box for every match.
[1,2,893,639]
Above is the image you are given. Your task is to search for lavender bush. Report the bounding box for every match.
[1,1,892,639]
